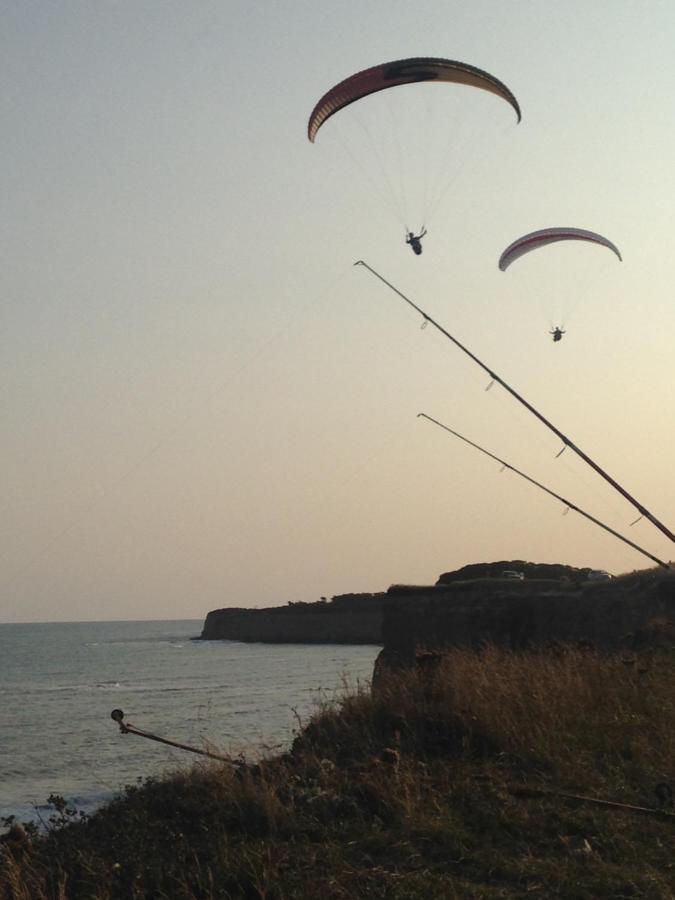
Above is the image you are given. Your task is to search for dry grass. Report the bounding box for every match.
[2,644,674,899]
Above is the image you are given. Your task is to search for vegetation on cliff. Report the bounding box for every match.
[2,640,674,899]
[437,561,598,585]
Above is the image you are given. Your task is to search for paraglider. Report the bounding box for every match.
[308,58,521,248]
[499,228,622,340]
[498,227,622,272]
[406,227,427,255]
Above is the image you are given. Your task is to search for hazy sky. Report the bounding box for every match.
[3,1,675,623]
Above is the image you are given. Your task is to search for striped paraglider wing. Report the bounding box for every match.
[308,57,521,142]
[499,227,622,271]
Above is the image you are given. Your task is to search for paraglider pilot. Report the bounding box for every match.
[406,227,427,256]
[550,327,566,342]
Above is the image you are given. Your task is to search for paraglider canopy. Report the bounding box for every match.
[498,227,622,272]
[308,57,521,142]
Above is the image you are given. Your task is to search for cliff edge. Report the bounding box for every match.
[199,563,674,651]
[200,593,385,644]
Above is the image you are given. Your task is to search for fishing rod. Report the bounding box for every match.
[111,709,235,765]
[354,260,675,546]
[508,784,675,822]
[418,413,670,570]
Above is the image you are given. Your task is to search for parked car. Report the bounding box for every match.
[501,570,525,581]
[587,569,613,582]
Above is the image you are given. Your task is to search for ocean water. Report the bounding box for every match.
[0,620,379,823]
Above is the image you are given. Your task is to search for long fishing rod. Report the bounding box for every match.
[111,709,235,765]
[354,260,675,546]
[508,784,675,822]
[418,413,670,570]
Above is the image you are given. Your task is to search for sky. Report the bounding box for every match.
[2,0,675,623]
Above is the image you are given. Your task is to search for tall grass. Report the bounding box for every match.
[299,645,674,791]
[2,644,673,899]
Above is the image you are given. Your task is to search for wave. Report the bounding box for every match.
[101,635,198,646]
[2,788,118,826]
[4,682,219,697]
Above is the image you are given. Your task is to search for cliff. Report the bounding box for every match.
[200,593,385,643]
[200,563,674,651]
[378,565,675,671]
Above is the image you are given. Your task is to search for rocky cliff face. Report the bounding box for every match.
[199,564,675,655]
[200,593,385,644]
[378,568,675,670]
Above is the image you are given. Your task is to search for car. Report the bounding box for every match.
[587,569,613,582]
[501,570,525,581]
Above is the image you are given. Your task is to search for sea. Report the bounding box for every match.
[0,620,380,824]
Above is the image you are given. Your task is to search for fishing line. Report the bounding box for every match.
[354,260,675,546]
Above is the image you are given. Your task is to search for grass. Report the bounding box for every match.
[1,643,674,899]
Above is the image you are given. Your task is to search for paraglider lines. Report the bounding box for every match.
[354,260,675,546]
[417,413,670,570]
